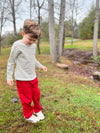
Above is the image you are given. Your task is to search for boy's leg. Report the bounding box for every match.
[16,80,34,118]
[31,77,42,113]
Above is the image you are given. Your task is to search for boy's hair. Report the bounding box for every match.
[23,19,41,39]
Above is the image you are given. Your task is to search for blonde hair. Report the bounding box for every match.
[23,19,41,39]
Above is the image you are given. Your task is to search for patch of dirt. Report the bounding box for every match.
[63,49,100,65]
[63,49,100,79]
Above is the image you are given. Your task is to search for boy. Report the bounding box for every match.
[7,19,47,123]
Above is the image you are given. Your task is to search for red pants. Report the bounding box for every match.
[16,77,42,118]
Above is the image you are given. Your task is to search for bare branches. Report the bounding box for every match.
[0,0,8,54]
[5,0,23,40]
[0,0,7,33]
[36,0,45,9]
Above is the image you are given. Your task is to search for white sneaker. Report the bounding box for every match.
[34,111,45,121]
[24,115,39,123]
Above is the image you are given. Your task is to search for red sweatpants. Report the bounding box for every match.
[16,77,42,118]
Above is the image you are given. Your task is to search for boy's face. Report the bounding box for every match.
[22,31,37,45]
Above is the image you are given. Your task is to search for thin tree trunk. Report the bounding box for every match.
[13,18,17,40]
[0,0,5,55]
[37,39,40,54]
[57,0,66,62]
[37,7,41,54]
[0,34,1,55]
[12,0,17,40]
[36,0,45,54]
[30,0,32,19]
[71,0,75,49]
[93,0,100,57]
[48,0,57,63]
[71,14,74,49]
[62,24,65,53]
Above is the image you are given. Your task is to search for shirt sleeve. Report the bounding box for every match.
[7,45,20,80]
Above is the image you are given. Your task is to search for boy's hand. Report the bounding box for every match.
[41,66,47,72]
[7,80,14,86]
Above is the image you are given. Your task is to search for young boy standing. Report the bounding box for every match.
[7,19,47,123]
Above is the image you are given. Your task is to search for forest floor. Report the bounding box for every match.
[63,49,100,80]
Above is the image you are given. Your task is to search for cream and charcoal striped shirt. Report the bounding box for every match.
[7,40,43,81]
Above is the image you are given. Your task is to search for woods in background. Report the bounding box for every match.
[0,0,100,61]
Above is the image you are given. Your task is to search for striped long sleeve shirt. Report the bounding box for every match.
[7,40,43,81]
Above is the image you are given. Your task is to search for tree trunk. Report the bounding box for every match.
[57,0,66,62]
[93,0,100,57]
[30,0,32,19]
[48,0,57,63]
[0,34,1,55]
[71,13,74,49]
[62,24,65,53]
[71,0,75,49]
[37,39,40,54]
[13,18,17,40]
[12,0,17,41]
[37,7,41,54]
[36,0,45,54]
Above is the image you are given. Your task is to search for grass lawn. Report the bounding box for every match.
[38,39,100,53]
[0,43,100,133]
[64,39,100,51]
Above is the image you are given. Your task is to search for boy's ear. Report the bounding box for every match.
[21,31,25,36]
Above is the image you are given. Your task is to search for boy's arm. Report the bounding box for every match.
[34,56,43,69]
[7,45,20,84]
[34,44,47,72]
[34,44,43,68]
[34,57,47,72]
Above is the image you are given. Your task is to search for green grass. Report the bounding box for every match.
[37,39,100,55]
[64,39,100,50]
[65,37,72,41]
[0,44,100,133]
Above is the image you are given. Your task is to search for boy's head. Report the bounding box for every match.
[22,19,41,45]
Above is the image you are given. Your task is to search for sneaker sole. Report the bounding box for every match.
[24,117,39,123]
[25,119,39,123]
[33,112,45,121]
[38,117,45,121]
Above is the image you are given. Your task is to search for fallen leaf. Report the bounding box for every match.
[54,99,58,102]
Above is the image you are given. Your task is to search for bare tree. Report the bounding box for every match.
[48,0,66,63]
[93,0,100,57]
[57,0,66,62]
[69,0,76,48]
[29,0,45,54]
[0,0,7,55]
[48,0,57,63]
[36,0,45,54]
[30,0,32,19]
[7,0,22,40]
[66,0,84,48]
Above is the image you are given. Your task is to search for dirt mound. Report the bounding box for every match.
[63,49,100,65]
[63,49,100,79]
